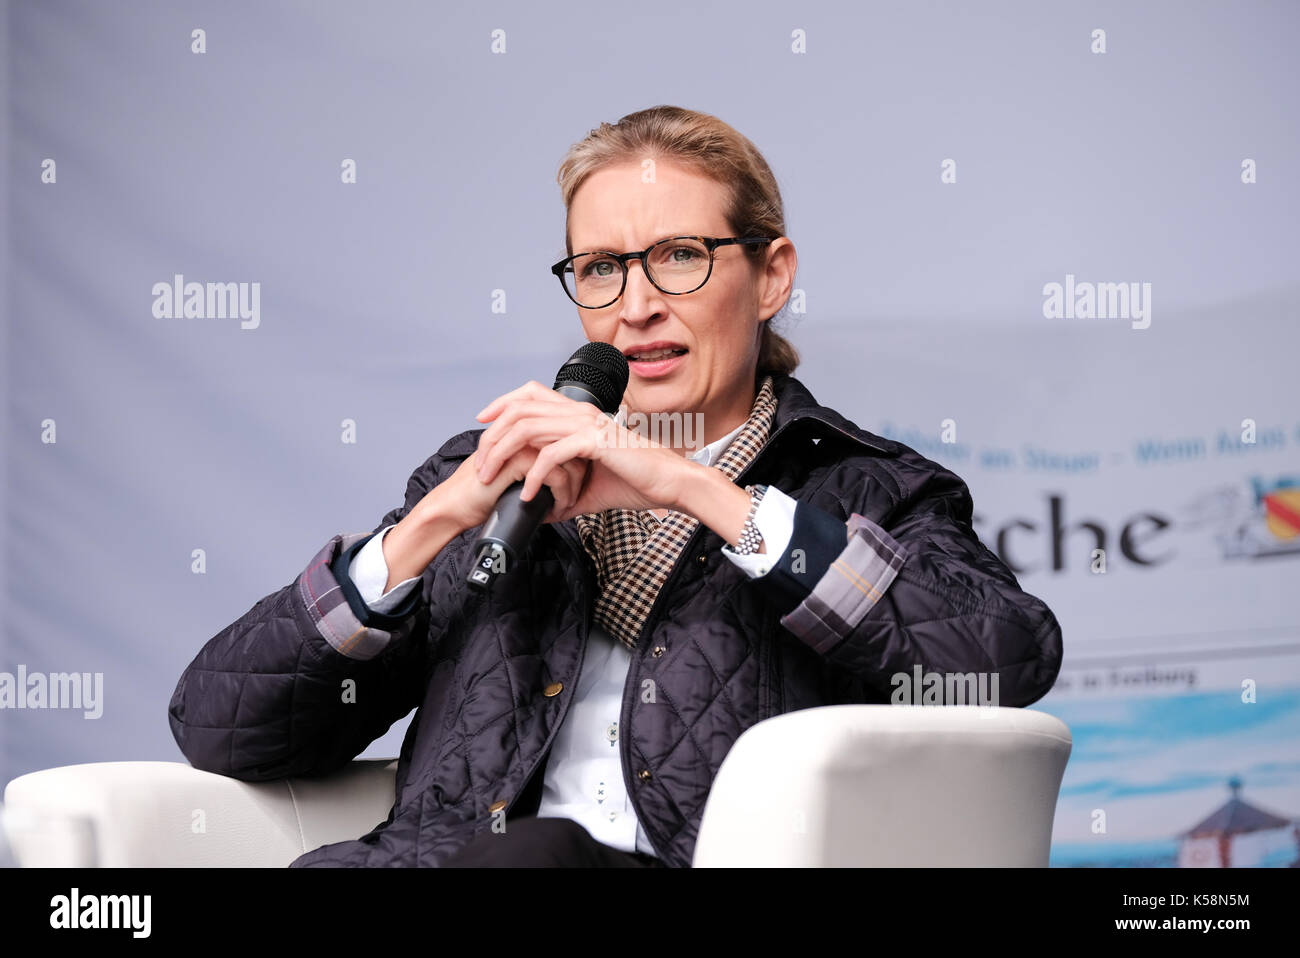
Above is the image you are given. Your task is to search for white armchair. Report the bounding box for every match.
[3,704,1070,867]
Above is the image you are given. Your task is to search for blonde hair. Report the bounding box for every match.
[556,105,799,378]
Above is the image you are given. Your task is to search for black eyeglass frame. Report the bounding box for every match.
[550,235,774,309]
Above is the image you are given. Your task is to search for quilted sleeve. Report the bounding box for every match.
[765,456,1063,708]
[167,434,473,782]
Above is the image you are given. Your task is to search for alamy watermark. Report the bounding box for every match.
[50,888,150,937]
[1042,273,1151,329]
[152,274,260,329]
[890,665,1000,706]
[598,404,708,452]
[0,666,103,719]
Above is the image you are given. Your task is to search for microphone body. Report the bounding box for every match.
[466,344,629,591]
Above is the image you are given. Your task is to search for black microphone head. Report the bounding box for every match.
[553,341,629,414]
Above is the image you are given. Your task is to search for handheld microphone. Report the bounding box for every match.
[466,341,629,591]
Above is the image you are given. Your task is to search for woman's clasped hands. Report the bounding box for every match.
[461,379,694,526]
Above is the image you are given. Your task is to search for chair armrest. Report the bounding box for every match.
[692,705,1072,867]
[3,759,398,867]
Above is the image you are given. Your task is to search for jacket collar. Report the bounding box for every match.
[765,372,898,457]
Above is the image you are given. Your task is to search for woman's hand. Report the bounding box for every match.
[381,442,588,589]
[430,444,590,532]
[472,380,697,522]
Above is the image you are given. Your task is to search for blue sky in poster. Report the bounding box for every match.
[1032,690,1300,867]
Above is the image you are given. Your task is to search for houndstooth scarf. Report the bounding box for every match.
[574,375,777,651]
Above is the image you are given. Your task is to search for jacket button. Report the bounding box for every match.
[695,553,707,566]
[488,800,507,813]
[637,769,652,782]
[652,645,665,657]
[543,682,563,697]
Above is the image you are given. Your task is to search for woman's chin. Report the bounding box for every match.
[627,385,691,417]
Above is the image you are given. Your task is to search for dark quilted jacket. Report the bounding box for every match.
[167,373,1063,867]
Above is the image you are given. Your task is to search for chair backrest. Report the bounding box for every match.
[3,758,399,867]
[692,704,1072,867]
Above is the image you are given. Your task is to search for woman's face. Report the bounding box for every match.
[566,158,794,444]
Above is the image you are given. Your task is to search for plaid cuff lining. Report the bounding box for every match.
[779,513,907,654]
[298,532,401,662]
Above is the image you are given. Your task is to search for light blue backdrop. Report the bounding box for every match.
[4,0,1298,866]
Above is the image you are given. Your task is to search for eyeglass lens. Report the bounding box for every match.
[564,237,711,306]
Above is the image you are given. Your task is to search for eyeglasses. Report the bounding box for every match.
[550,235,773,309]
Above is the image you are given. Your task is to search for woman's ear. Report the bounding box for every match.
[759,238,797,321]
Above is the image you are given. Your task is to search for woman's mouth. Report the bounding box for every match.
[624,345,688,378]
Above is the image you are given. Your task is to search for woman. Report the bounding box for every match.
[168,105,1063,868]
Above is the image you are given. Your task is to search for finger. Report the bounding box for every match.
[520,431,598,502]
[481,399,582,450]
[484,445,538,495]
[554,457,588,517]
[566,457,589,512]
[475,380,563,423]
[474,381,544,423]
[549,459,591,521]
[537,464,576,522]
[477,397,584,477]
[479,412,580,484]
[512,456,571,519]
[478,410,598,484]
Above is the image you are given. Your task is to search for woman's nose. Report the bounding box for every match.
[620,259,662,319]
